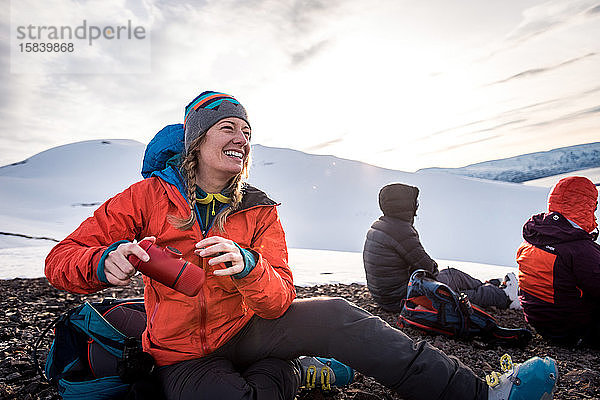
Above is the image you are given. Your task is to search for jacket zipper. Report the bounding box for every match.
[149,280,160,325]
[162,178,278,356]
[192,200,210,356]
[163,181,209,356]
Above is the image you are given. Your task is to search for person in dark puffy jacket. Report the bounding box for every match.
[517,176,600,348]
[364,183,515,313]
[363,183,438,312]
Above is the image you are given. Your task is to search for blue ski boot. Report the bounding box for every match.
[487,354,558,400]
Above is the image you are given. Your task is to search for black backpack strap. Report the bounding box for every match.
[431,282,469,337]
[488,326,533,348]
[31,312,65,382]
[117,337,155,383]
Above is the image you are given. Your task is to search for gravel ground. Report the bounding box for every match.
[0,277,598,400]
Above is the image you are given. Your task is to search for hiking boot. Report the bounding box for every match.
[298,356,354,390]
[487,354,558,400]
[502,272,522,310]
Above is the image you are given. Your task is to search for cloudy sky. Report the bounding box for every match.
[1,0,599,171]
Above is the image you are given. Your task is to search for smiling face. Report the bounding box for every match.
[195,117,251,192]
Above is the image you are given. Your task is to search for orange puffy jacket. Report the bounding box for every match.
[45,177,296,366]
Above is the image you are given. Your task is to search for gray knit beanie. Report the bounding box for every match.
[183,91,250,152]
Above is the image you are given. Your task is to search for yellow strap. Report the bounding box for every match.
[196,193,231,220]
[195,193,231,204]
[321,366,331,390]
[306,365,317,389]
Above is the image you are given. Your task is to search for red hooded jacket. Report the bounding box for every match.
[516,176,599,338]
[45,177,296,366]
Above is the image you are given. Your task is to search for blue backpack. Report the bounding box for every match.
[33,298,153,400]
[398,270,532,347]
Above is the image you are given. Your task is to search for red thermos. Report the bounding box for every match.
[127,239,205,297]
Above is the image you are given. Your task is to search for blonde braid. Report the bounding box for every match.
[214,174,241,232]
[213,152,251,232]
[167,138,201,231]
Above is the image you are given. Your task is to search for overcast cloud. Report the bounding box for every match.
[1,0,598,171]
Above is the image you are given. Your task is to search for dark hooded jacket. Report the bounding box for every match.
[363,184,438,312]
[517,176,600,340]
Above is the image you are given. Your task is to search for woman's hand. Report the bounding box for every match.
[104,236,156,286]
[195,236,244,276]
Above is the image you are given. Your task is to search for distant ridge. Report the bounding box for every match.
[418,142,600,183]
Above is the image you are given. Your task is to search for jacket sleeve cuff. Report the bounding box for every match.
[96,240,130,284]
[232,243,257,279]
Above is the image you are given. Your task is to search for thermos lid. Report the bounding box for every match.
[137,239,153,252]
[128,239,153,269]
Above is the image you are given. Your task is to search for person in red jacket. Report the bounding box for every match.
[46,91,558,400]
[517,176,599,348]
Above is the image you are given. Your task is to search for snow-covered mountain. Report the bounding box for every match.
[0,139,565,268]
[418,142,600,183]
[248,145,554,267]
[0,139,145,245]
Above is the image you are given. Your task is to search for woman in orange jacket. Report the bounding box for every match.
[46,91,557,400]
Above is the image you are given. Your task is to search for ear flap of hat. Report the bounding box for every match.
[548,176,598,232]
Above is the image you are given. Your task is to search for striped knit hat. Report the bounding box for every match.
[183,91,250,152]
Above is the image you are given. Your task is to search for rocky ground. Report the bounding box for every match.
[0,277,598,400]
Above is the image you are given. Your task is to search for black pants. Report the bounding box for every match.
[157,356,299,400]
[437,267,509,308]
[533,306,600,349]
[158,297,488,400]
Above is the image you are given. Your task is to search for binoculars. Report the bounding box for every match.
[127,239,205,297]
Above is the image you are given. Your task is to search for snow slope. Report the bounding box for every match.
[419,142,600,183]
[0,244,517,287]
[249,145,550,266]
[522,167,600,187]
[3,139,596,278]
[0,139,144,245]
